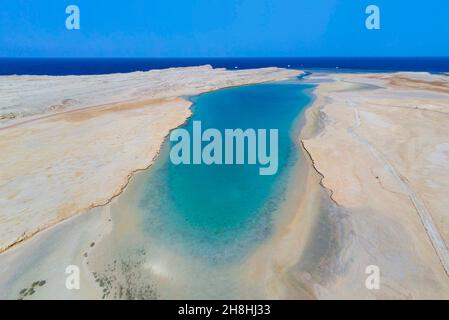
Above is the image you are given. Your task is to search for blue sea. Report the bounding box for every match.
[0,57,448,75]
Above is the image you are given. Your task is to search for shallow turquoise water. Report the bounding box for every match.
[136,82,314,263]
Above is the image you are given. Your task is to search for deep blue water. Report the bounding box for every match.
[133,82,314,263]
[0,57,448,75]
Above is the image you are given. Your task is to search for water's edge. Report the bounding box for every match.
[85,79,325,299]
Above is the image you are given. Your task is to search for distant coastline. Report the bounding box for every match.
[1,57,449,76]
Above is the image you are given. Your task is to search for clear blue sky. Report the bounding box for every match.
[0,0,448,57]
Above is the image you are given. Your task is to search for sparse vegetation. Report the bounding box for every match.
[92,248,159,300]
[18,279,46,300]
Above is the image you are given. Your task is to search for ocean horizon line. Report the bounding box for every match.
[1,57,448,76]
[1,56,449,59]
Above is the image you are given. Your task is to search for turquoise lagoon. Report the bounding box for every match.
[126,81,314,264]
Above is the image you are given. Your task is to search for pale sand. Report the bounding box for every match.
[293,72,449,298]
[0,66,302,253]
[0,65,297,127]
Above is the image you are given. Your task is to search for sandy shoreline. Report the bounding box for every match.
[0,65,302,254]
[78,81,321,300]
[298,72,449,298]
